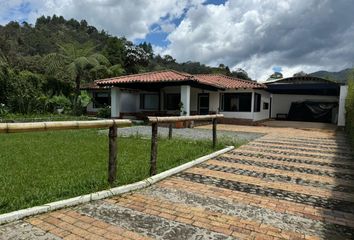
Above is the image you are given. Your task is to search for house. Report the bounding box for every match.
[84,70,270,124]
[83,70,348,126]
[265,76,346,125]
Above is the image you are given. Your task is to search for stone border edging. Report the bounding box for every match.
[0,146,234,225]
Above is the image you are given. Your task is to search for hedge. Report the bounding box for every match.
[345,74,354,147]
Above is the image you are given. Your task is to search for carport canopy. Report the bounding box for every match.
[265,76,340,96]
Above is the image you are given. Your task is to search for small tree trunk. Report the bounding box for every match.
[75,75,81,98]
[150,123,158,176]
[108,124,118,185]
[212,118,217,149]
[73,75,81,115]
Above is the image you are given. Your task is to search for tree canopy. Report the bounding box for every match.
[0,15,254,115]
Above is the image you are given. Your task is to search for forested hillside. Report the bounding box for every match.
[0,15,250,116]
[309,68,352,84]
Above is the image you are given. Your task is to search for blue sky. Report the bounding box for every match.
[2,0,227,48]
[135,0,227,47]
[1,0,353,80]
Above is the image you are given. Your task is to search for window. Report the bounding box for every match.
[165,93,180,110]
[263,102,269,110]
[140,93,159,110]
[220,93,252,112]
[93,92,110,108]
[254,93,261,112]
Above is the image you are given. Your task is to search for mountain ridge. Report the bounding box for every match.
[309,68,352,84]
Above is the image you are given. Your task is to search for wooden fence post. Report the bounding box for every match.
[212,118,217,149]
[150,123,158,176]
[108,123,118,185]
[168,123,173,139]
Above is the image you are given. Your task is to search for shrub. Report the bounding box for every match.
[7,71,45,114]
[48,95,71,113]
[345,75,354,146]
[97,105,111,118]
[70,91,91,115]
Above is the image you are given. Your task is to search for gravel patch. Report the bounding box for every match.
[99,126,263,142]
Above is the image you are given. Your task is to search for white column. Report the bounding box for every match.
[251,91,255,121]
[180,85,191,116]
[111,87,121,118]
[338,85,348,126]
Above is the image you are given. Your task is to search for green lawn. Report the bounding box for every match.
[0,129,242,214]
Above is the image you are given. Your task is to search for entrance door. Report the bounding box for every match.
[198,93,209,115]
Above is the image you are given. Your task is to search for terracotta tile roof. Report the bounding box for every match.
[96,70,192,85]
[195,74,265,89]
[96,70,266,89]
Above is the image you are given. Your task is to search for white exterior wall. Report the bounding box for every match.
[107,86,270,122]
[338,85,348,126]
[221,111,254,119]
[111,87,121,118]
[270,94,339,118]
[253,90,271,121]
[180,85,191,115]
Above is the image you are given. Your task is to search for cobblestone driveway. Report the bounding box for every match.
[1,124,353,239]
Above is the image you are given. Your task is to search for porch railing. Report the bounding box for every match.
[0,120,132,185]
[147,114,224,176]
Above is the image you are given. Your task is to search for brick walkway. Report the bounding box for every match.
[1,125,353,239]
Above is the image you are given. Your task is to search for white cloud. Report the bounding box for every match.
[162,0,354,80]
[0,0,202,39]
[1,0,354,80]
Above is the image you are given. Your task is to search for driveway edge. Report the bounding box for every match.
[0,145,234,225]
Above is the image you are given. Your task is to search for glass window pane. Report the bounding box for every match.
[165,94,180,110]
[221,93,252,112]
[140,93,159,110]
[144,94,159,109]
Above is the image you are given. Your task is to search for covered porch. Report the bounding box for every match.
[92,70,269,123]
[110,85,271,125]
[110,84,219,119]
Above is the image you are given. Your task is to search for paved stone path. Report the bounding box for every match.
[1,124,353,239]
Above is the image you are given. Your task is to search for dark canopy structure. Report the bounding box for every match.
[265,76,340,123]
[265,76,340,96]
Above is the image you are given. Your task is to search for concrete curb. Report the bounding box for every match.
[0,146,234,225]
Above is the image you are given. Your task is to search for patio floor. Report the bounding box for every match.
[0,125,353,239]
[261,120,337,130]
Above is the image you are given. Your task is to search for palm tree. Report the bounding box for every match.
[44,42,111,98]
